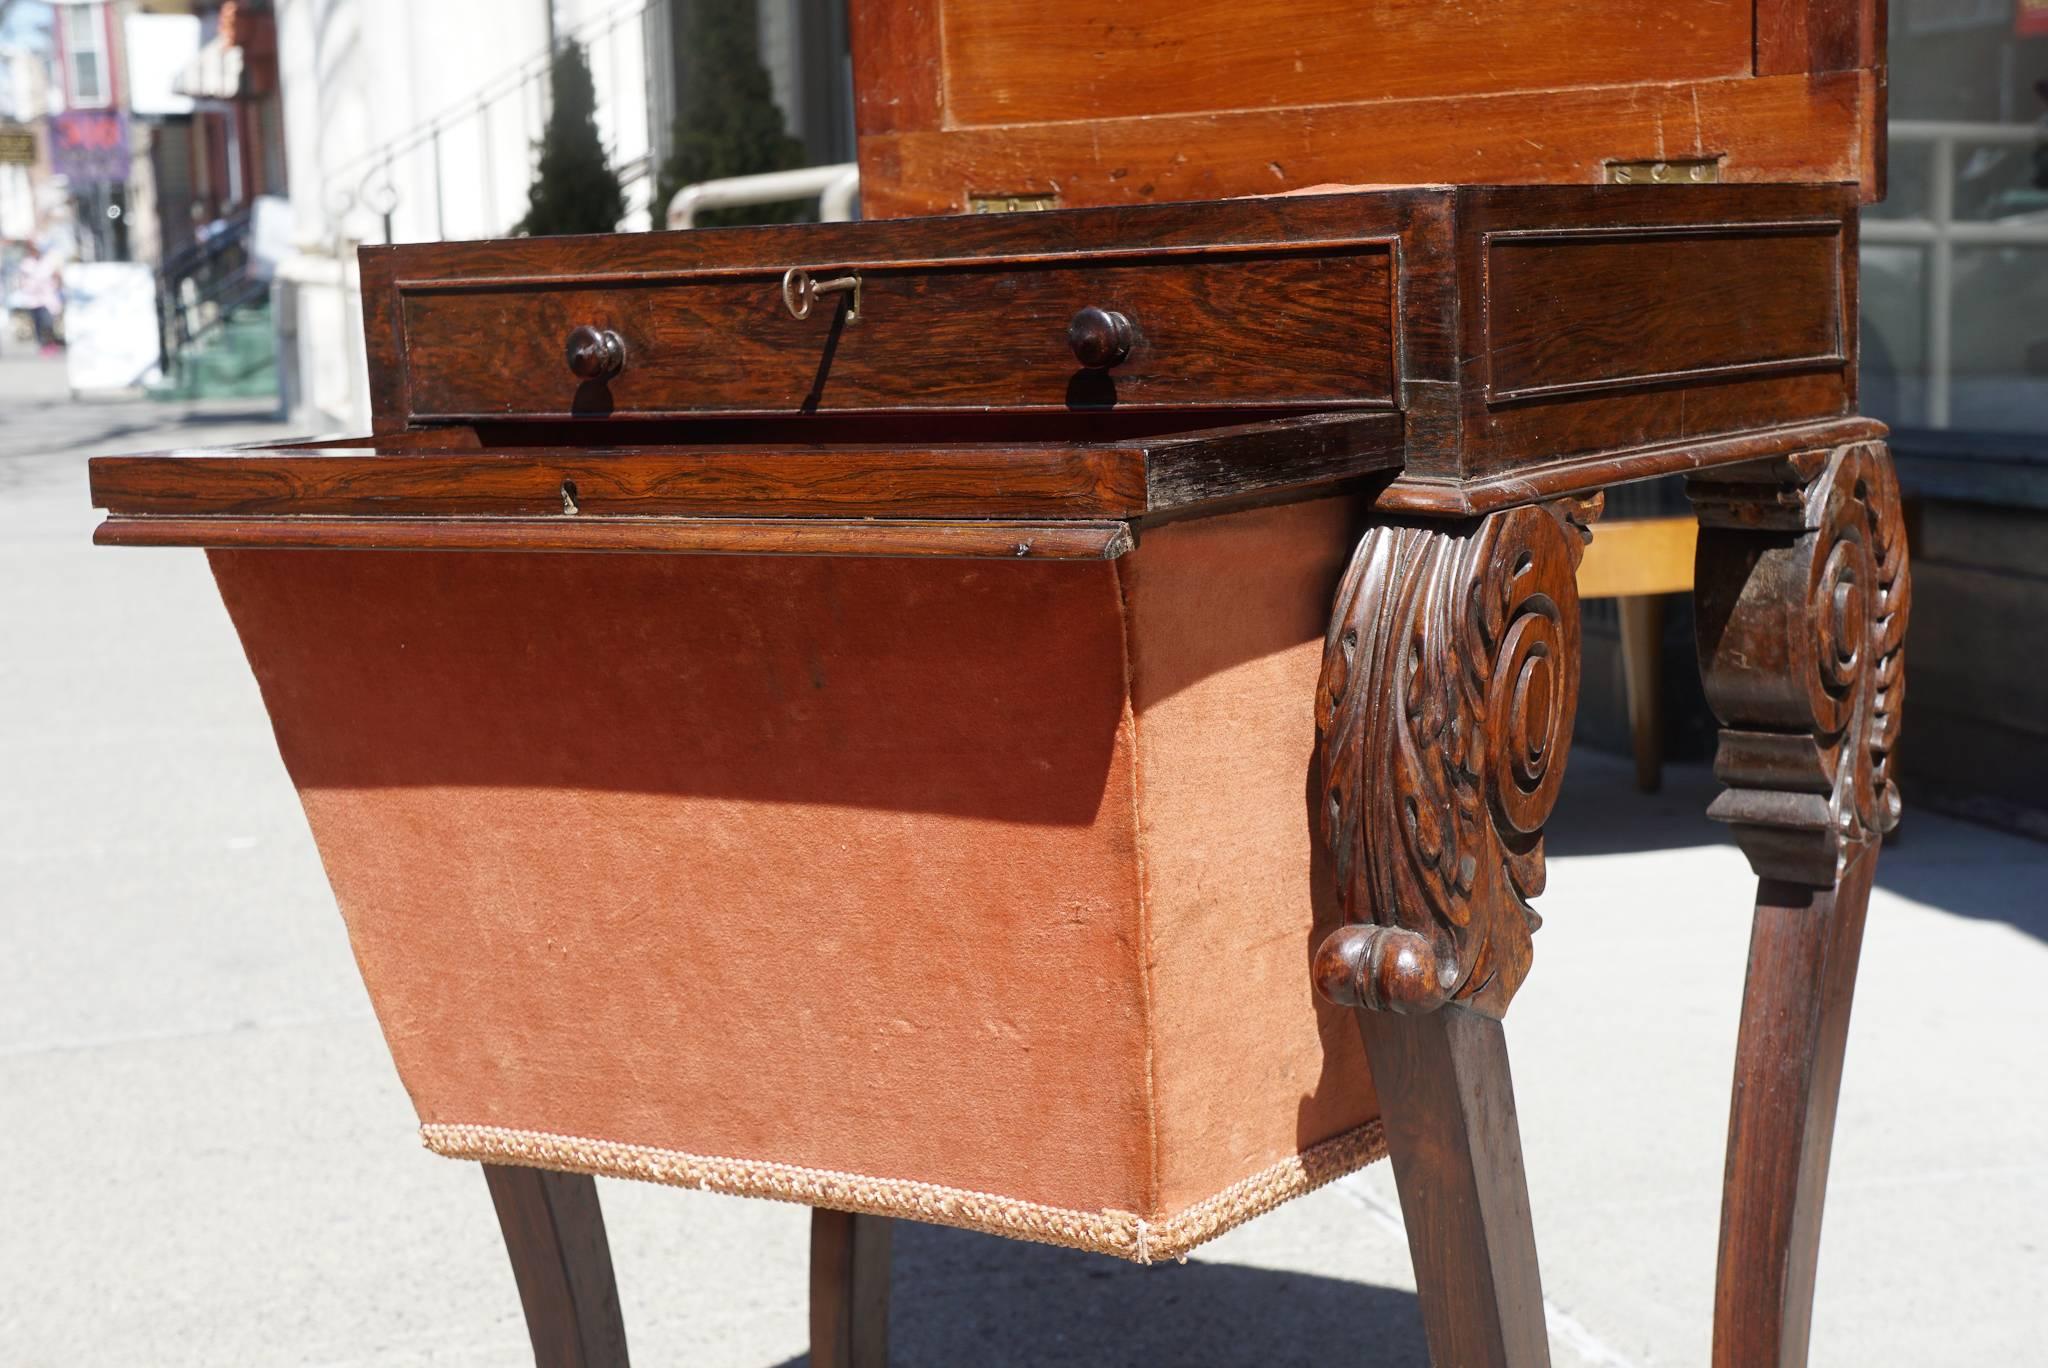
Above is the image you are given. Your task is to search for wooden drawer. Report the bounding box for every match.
[94,184,1866,558]
[373,195,1411,427]
[399,249,1397,422]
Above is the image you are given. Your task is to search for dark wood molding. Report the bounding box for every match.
[1373,416,1884,517]
[92,416,1883,546]
[1312,498,1595,1020]
[89,445,1157,521]
[482,1165,630,1368]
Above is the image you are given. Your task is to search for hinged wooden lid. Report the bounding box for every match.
[849,0,1883,217]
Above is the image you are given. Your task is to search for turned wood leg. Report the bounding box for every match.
[1689,441,1910,1368]
[1617,594,1665,794]
[810,1209,892,1368]
[1313,499,1595,1366]
[483,1164,631,1368]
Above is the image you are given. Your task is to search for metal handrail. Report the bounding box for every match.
[666,164,860,229]
[157,209,265,372]
[160,205,255,279]
[1862,118,2048,429]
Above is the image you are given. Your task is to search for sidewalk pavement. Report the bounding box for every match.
[3,349,2045,1365]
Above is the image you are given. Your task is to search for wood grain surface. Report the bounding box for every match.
[1755,0,1883,76]
[88,414,1402,527]
[398,247,1398,423]
[851,73,1873,218]
[932,0,1750,127]
[1357,1008,1552,1368]
[1713,850,1878,1368]
[359,190,1424,433]
[1482,223,1844,404]
[91,445,1153,520]
[93,515,1137,559]
[1455,184,1857,478]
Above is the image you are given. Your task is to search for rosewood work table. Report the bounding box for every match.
[88,179,1906,1368]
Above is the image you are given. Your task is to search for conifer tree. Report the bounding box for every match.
[656,0,808,227]
[518,42,627,237]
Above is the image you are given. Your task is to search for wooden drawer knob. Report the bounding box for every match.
[565,326,624,381]
[1068,307,1134,369]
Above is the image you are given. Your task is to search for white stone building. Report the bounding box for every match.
[273,0,848,432]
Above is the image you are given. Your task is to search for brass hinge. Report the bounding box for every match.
[969,193,1060,214]
[1603,157,1723,186]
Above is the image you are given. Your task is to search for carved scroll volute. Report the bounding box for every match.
[1689,441,1911,886]
[1312,500,1594,1020]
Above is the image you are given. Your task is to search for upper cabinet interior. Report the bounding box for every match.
[848,0,1885,215]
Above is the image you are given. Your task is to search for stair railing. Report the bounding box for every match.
[156,207,265,376]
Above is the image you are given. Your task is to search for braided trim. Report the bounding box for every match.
[421,1118,1386,1265]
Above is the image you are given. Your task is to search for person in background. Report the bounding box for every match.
[17,241,64,356]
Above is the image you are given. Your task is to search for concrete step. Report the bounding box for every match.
[150,305,279,402]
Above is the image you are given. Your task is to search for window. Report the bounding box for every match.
[1862,1,2048,441]
[62,5,110,109]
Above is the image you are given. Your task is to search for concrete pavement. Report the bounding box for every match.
[3,348,2044,1365]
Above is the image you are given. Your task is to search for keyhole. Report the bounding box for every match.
[560,479,580,515]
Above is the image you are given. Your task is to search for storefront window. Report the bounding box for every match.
[1862,1,2048,442]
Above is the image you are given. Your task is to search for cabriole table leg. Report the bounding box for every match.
[1312,497,1597,1367]
[1355,1008,1549,1368]
[483,1163,631,1368]
[1688,441,1911,1368]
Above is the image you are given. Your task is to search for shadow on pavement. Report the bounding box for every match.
[772,1219,1428,1367]
[1541,748,1729,859]
[1553,748,2048,946]
[1873,812,2048,945]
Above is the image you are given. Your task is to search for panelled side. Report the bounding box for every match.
[1452,183,1858,481]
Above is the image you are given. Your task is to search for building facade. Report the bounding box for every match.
[272,0,847,432]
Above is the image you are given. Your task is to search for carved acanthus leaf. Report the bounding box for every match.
[1312,501,1589,1019]
[1689,440,1910,885]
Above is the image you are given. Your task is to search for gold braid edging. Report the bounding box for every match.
[421,1118,1387,1265]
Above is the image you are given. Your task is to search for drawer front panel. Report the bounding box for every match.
[397,246,1397,421]
[1482,221,1845,404]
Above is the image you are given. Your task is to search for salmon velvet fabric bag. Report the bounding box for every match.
[209,494,1385,1262]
